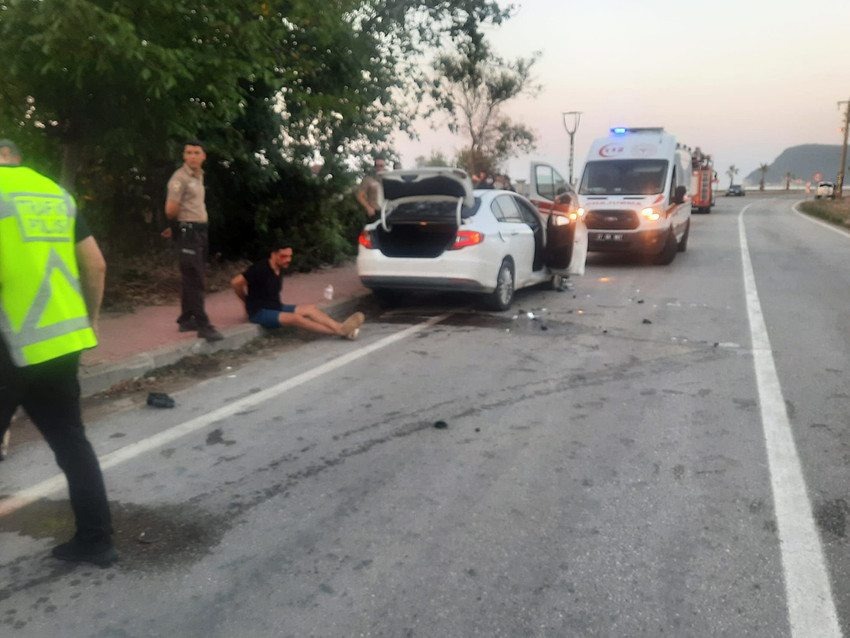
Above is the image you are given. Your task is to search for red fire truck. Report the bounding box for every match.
[690,147,717,214]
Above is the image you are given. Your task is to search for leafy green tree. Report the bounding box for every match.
[429,37,540,176]
[0,0,510,262]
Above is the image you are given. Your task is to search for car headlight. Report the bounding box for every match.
[641,207,661,221]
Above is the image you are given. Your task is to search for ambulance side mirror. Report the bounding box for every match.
[673,185,687,205]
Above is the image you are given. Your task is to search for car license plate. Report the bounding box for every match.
[595,232,623,241]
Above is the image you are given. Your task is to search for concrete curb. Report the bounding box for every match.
[78,292,370,398]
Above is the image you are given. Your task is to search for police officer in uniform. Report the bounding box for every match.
[0,139,116,566]
[165,139,223,341]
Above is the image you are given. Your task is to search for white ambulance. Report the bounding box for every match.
[577,127,691,265]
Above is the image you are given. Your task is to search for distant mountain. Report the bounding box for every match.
[744,144,844,186]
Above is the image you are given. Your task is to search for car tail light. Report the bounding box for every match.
[449,230,484,250]
[358,230,375,249]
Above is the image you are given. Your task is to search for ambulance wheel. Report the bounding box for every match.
[655,230,678,265]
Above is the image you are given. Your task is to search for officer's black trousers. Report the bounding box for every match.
[177,225,210,328]
[0,346,112,545]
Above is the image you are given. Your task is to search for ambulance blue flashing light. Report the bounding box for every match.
[609,127,665,136]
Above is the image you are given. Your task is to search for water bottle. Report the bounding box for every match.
[324,284,334,301]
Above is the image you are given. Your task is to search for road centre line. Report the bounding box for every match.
[0,313,451,518]
[739,204,841,637]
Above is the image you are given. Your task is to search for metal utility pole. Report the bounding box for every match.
[562,111,582,186]
[838,99,850,199]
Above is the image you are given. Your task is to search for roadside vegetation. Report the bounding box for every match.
[0,1,535,296]
[799,197,850,227]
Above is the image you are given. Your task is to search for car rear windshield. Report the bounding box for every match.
[388,198,481,221]
[579,159,668,196]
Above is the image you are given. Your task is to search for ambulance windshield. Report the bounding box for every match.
[579,160,668,196]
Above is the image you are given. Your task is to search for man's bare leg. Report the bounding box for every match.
[277,311,340,336]
[293,304,345,333]
[294,305,364,337]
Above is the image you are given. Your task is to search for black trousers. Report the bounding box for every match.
[177,224,210,327]
[0,345,112,544]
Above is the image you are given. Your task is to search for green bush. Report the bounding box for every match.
[799,200,850,227]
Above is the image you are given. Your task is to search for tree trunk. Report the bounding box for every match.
[59,141,82,192]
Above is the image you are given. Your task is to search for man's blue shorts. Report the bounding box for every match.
[249,304,297,329]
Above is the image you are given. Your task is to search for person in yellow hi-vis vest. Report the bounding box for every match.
[0,140,116,566]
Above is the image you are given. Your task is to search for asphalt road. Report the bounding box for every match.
[1,192,848,637]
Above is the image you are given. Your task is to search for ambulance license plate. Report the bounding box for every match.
[597,232,624,241]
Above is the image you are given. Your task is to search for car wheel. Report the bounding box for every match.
[486,259,515,311]
[655,230,678,265]
[677,219,690,253]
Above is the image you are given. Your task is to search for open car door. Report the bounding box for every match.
[530,162,577,272]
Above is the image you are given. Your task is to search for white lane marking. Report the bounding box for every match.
[739,205,842,637]
[0,313,450,517]
[792,202,850,239]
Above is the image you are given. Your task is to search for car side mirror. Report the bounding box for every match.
[673,185,687,205]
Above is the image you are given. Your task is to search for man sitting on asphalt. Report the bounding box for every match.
[231,244,364,339]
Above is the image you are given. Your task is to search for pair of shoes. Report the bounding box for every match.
[52,537,118,567]
[339,312,365,337]
[178,317,200,332]
[346,327,360,340]
[197,325,224,342]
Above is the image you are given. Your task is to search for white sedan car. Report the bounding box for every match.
[816,181,835,199]
[356,167,582,310]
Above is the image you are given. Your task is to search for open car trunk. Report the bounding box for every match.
[374,168,476,258]
[373,201,460,257]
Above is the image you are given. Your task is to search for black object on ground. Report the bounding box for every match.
[147,392,175,409]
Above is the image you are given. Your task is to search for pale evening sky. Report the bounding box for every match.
[393,0,850,184]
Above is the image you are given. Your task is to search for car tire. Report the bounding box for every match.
[486,259,515,311]
[677,219,690,253]
[655,230,678,265]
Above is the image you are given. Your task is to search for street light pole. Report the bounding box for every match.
[837,99,849,199]
[562,111,582,186]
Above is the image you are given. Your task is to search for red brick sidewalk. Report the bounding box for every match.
[79,261,369,394]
